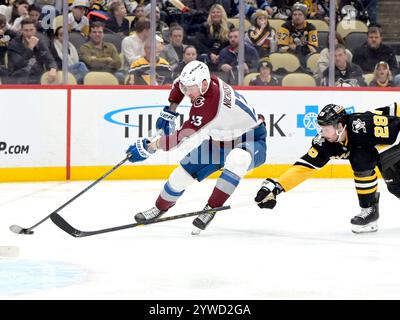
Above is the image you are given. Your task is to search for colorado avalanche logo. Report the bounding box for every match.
[352,119,367,133]
[193,96,205,108]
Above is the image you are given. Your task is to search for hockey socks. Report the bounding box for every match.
[156,181,185,211]
[208,169,241,208]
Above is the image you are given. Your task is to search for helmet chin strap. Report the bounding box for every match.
[336,124,346,142]
[199,79,210,95]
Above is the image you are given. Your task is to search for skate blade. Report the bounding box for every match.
[351,222,378,234]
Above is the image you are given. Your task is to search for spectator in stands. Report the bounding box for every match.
[303,0,329,22]
[23,5,54,49]
[196,4,233,71]
[126,38,172,85]
[352,26,398,75]
[121,18,150,66]
[314,32,353,82]
[221,0,273,19]
[11,4,41,32]
[9,0,29,31]
[50,26,89,84]
[105,0,130,36]
[79,21,122,81]
[130,4,145,31]
[143,4,169,42]
[7,18,57,84]
[369,61,394,87]
[68,0,90,37]
[122,0,139,15]
[269,0,297,19]
[219,28,259,85]
[28,5,53,37]
[247,9,277,58]
[28,4,40,23]
[249,60,279,86]
[0,0,28,25]
[160,24,186,73]
[278,2,318,65]
[320,44,366,87]
[172,44,197,79]
[0,13,16,79]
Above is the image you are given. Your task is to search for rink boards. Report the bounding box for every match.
[0,86,398,182]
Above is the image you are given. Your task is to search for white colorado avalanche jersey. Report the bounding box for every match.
[159,75,260,151]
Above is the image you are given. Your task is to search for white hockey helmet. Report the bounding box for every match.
[179,61,211,95]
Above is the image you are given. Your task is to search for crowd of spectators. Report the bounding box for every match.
[0,0,396,87]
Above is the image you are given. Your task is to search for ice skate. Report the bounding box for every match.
[192,205,216,235]
[135,206,165,223]
[351,192,380,234]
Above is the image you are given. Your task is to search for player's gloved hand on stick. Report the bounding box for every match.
[254,178,284,209]
[156,106,179,136]
[127,139,156,163]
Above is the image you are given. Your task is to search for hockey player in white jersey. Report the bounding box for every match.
[126,61,267,232]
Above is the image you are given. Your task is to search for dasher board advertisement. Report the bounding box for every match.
[0,89,67,168]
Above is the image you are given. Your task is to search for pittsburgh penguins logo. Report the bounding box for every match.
[352,119,367,133]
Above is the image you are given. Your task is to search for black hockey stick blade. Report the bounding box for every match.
[50,214,82,238]
[50,205,231,238]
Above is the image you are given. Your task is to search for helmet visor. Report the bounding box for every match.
[179,82,200,96]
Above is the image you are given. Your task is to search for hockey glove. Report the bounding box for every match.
[127,139,155,163]
[156,106,179,136]
[254,178,283,209]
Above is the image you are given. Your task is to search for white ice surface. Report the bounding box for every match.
[1,178,400,300]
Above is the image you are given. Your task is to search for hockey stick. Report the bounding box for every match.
[9,155,131,235]
[9,132,162,235]
[50,205,231,238]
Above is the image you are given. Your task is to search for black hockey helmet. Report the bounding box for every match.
[317,104,347,126]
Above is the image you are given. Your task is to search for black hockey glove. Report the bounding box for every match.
[254,178,284,209]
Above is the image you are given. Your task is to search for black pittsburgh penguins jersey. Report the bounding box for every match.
[301,112,400,167]
[127,57,172,85]
[277,108,400,192]
[299,132,350,169]
[277,20,318,55]
[348,112,400,147]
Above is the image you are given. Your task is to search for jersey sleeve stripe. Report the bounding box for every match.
[234,93,257,122]
[294,160,319,169]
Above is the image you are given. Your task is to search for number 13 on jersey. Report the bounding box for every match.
[191,115,203,126]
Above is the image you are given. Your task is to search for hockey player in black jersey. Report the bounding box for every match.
[255,103,400,233]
